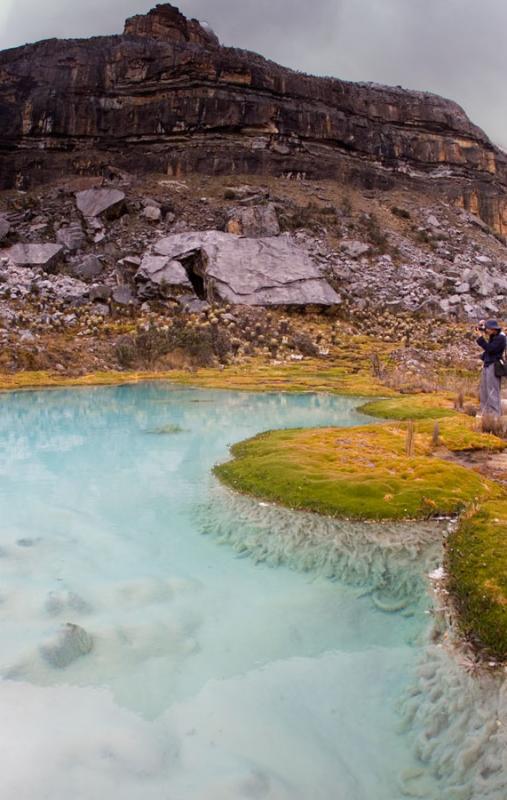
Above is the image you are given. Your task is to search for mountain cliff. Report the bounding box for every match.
[1,3,506,233]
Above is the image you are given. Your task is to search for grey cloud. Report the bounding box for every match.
[1,0,506,148]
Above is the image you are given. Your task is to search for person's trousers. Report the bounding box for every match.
[480,364,502,416]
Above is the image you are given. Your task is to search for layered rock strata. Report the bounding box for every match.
[0,4,507,233]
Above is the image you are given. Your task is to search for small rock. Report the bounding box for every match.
[94,302,111,316]
[340,240,371,259]
[39,623,93,669]
[72,255,103,280]
[112,285,134,305]
[142,205,162,223]
[56,223,86,251]
[76,188,126,219]
[179,295,210,313]
[19,330,36,343]
[89,284,112,302]
[227,203,280,238]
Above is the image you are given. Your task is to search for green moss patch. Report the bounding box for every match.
[418,417,507,453]
[447,502,507,659]
[359,393,457,420]
[215,424,500,521]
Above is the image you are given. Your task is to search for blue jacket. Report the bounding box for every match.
[477,332,506,366]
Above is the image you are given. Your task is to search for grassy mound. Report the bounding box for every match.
[359,393,457,420]
[417,416,507,453]
[215,423,501,521]
[447,502,507,659]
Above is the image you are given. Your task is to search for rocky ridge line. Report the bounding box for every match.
[0,4,506,234]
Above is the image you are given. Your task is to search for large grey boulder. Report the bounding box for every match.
[5,243,63,270]
[142,231,340,306]
[75,188,126,219]
[227,203,280,238]
[136,255,193,298]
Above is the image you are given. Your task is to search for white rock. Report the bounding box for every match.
[142,205,162,223]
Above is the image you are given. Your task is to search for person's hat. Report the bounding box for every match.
[485,319,502,331]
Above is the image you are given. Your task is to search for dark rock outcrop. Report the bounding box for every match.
[1,4,507,233]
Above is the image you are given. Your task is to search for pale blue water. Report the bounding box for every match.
[0,384,450,799]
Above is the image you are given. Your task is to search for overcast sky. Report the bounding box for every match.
[1,0,506,149]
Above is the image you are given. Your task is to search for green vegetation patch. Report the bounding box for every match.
[215,424,500,521]
[447,502,507,659]
[1,360,394,397]
[418,416,507,453]
[359,393,457,420]
[170,362,395,397]
[0,370,177,392]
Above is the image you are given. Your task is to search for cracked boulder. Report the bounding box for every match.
[136,255,193,299]
[138,231,341,306]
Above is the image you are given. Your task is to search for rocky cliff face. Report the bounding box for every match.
[1,3,507,233]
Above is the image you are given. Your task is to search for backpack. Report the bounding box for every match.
[494,333,507,377]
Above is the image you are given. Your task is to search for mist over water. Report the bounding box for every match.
[0,384,505,798]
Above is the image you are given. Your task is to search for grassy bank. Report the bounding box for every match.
[215,394,507,659]
[215,422,502,522]
[0,362,394,396]
[447,503,507,659]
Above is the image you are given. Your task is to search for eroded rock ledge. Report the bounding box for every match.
[1,4,507,233]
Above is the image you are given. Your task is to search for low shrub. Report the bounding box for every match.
[115,318,232,369]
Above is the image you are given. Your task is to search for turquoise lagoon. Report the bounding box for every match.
[0,384,504,799]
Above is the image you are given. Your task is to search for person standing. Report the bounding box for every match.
[476,319,506,417]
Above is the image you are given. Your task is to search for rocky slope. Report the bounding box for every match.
[0,170,503,376]
[1,3,507,234]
